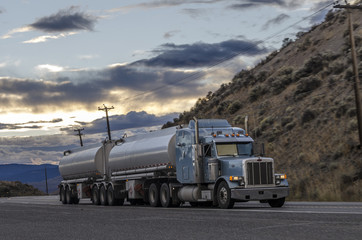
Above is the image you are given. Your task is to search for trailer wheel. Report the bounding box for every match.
[92,187,100,205]
[268,197,285,208]
[60,186,67,204]
[66,186,74,204]
[148,183,160,207]
[217,181,234,209]
[160,183,171,208]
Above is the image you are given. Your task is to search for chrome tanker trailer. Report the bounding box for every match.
[59,118,289,208]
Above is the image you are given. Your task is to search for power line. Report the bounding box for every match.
[121,2,336,102]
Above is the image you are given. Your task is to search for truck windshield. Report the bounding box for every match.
[216,142,253,157]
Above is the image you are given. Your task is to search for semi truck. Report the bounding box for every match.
[59,118,289,209]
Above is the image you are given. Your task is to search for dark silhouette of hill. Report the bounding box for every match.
[0,181,44,197]
[0,164,61,194]
[163,7,362,201]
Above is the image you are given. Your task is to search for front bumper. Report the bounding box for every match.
[231,186,289,201]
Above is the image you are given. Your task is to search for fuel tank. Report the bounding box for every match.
[108,127,176,172]
[59,144,109,180]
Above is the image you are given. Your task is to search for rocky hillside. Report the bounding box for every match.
[0,181,44,197]
[164,8,362,201]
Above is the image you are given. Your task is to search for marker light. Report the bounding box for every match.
[231,134,235,137]
[275,174,287,180]
[236,134,240,137]
[225,134,229,137]
[229,176,240,181]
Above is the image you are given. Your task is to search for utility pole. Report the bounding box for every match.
[44,165,48,195]
[98,104,114,140]
[334,1,362,147]
[74,128,84,147]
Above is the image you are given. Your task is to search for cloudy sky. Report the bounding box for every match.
[0,0,335,164]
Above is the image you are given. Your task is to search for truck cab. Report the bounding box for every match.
[175,119,289,208]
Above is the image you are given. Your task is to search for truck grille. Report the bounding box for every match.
[247,161,273,186]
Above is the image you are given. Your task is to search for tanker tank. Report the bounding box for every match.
[59,144,108,180]
[108,127,176,174]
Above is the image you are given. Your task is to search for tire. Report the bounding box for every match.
[92,187,100,205]
[117,198,124,206]
[107,185,116,206]
[148,183,160,207]
[72,196,80,204]
[66,187,74,204]
[60,186,67,204]
[268,197,285,208]
[160,183,171,208]
[100,185,108,206]
[217,181,234,209]
[189,202,198,207]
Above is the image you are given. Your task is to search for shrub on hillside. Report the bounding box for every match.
[0,181,44,197]
[294,53,330,80]
[297,36,312,52]
[249,85,268,102]
[257,71,269,82]
[285,122,296,131]
[294,77,322,100]
[217,100,231,115]
[260,116,274,131]
[329,60,346,75]
[301,109,316,125]
[281,116,293,127]
[324,10,335,22]
[227,100,243,114]
[233,115,244,125]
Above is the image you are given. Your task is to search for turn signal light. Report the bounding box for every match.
[229,176,239,181]
[276,174,287,180]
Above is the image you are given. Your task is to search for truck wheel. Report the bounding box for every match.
[217,181,234,209]
[149,183,160,207]
[72,196,80,204]
[66,186,74,204]
[60,186,67,204]
[92,187,100,205]
[107,186,116,206]
[100,185,108,206]
[268,197,285,208]
[160,183,171,208]
[117,198,124,206]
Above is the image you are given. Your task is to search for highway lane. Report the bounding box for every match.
[1,196,362,240]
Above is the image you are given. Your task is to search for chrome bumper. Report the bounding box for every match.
[231,187,289,201]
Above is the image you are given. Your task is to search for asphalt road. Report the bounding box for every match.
[1,196,362,240]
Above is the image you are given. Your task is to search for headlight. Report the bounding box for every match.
[275,174,287,180]
[229,176,245,186]
[275,174,287,185]
[229,176,240,181]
